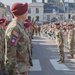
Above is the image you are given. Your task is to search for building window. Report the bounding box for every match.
[28,8,31,13]
[60,15,63,20]
[28,16,31,20]
[36,8,39,13]
[36,16,39,21]
[68,14,71,19]
[47,15,50,21]
[53,9,56,14]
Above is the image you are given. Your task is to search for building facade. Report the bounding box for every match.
[5,5,12,20]
[28,0,75,24]
[44,2,65,23]
[27,2,44,24]
[47,0,60,3]
[0,2,5,18]
[0,2,12,20]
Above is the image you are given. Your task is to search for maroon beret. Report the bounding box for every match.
[25,19,32,25]
[10,2,28,16]
[68,23,73,26]
[0,18,5,25]
[55,22,60,25]
[24,19,31,28]
[25,19,31,22]
[24,22,31,28]
[5,20,11,26]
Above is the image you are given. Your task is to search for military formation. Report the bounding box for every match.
[0,1,75,75]
[39,22,75,64]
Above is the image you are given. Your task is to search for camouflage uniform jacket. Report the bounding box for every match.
[68,28,74,43]
[5,19,30,66]
[0,28,5,60]
[56,29,63,46]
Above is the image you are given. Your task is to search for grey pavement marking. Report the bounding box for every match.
[29,59,42,71]
[50,59,70,71]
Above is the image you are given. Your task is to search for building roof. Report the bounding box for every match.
[44,3,65,13]
[0,2,5,8]
[64,3,75,12]
[29,2,44,7]
[69,3,75,10]
[69,3,75,8]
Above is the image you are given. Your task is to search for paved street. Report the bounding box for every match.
[29,35,75,75]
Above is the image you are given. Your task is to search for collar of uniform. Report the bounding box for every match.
[12,18,25,29]
[17,20,24,29]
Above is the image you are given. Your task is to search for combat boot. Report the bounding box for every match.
[57,59,61,62]
[58,52,60,55]
[58,57,64,64]
[67,54,74,59]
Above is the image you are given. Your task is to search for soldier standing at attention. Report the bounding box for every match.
[4,2,30,75]
[67,24,74,59]
[38,25,41,36]
[0,19,6,73]
[31,21,34,39]
[35,26,38,36]
[24,21,33,66]
[24,20,32,55]
[55,22,64,64]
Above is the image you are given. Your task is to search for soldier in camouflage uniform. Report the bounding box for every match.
[24,20,33,64]
[0,19,6,73]
[4,2,30,75]
[31,22,34,39]
[37,25,41,36]
[68,24,74,59]
[34,26,38,36]
[55,22,64,64]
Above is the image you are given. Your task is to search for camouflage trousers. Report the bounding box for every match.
[0,49,3,71]
[5,59,18,75]
[0,60,5,72]
[17,62,29,75]
[58,45,64,59]
[68,42,74,55]
[5,62,29,75]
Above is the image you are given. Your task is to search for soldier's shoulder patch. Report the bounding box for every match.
[12,30,18,37]
[11,36,17,44]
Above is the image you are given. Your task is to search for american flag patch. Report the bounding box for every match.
[12,30,18,37]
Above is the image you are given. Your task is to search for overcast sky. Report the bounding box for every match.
[0,0,74,6]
